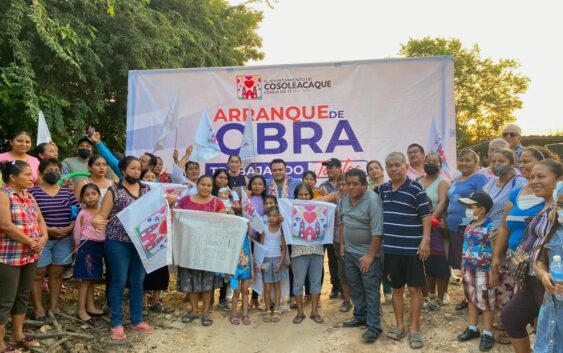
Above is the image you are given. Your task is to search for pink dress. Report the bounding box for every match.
[176,195,225,213]
[0,152,40,184]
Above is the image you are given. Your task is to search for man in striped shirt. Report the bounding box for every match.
[376,151,431,349]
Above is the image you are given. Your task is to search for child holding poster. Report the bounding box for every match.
[260,206,288,323]
[73,183,106,323]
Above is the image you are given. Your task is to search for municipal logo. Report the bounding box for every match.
[236,75,262,100]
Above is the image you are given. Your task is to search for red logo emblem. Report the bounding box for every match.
[236,75,262,100]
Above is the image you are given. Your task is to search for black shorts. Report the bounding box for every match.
[424,255,451,279]
[383,254,426,288]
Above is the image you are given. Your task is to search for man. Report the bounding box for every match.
[340,169,384,343]
[406,143,425,180]
[501,123,523,166]
[61,136,101,186]
[266,158,300,199]
[376,152,431,349]
[320,158,343,299]
[139,152,158,172]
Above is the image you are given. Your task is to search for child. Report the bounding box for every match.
[260,206,288,322]
[140,168,157,183]
[457,191,495,351]
[218,186,235,214]
[73,184,106,323]
[262,195,278,225]
[229,228,253,325]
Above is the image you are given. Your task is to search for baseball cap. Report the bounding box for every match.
[76,135,93,147]
[459,192,493,213]
[322,158,342,168]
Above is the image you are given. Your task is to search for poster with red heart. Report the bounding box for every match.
[278,199,336,246]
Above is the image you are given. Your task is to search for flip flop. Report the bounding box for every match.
[310,314,324,324]
[181,313,198,323]
[242,315,251,325]
[0,345,22,353]
[201,315,213,326]
[386,327,406,341]
[271,310,281,322]
[408,333,424,349]
[263,312,272,322]
[229,314,240,325]
[110,326,127,341]
[292,314,306,324]
[13,336,41,348]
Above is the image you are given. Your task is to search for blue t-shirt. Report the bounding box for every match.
[446,173,489,232]
[376,178,432,256]
[462,218,494,271]
[505,187,545,250]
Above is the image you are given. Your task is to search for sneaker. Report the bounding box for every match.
[457,327,480,342]
[218,299,231,311]
[479,334,494,351]
[442,293,450,305]
[362,329,380,343]
[426,299,440,311]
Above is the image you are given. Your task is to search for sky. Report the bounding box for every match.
[231,0,562,135]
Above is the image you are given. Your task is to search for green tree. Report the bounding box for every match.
[400,37,530,147]
[0,0,263,155]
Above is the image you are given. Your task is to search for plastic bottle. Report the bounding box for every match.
[550,255,563,301]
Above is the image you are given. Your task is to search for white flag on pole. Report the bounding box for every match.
[153,90,180,152]
[190,111,221,162]
[239,109,256,164]
[37,111,52,145]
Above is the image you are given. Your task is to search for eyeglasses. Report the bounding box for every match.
[502,132,519,138]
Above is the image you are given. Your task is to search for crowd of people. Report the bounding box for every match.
[0,122,562,353]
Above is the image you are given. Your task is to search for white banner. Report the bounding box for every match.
[143,181,188,199]
[278,198,336,246]
[172,209,248,274]
[126,57,456,180]
[117,187,170,274]
[250,240,266,295]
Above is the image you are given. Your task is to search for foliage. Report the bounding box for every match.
[0,0,263,155]
[400,37,530,147]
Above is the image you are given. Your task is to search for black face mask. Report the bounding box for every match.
[78,148,91,159]
[423,163,440,175]
[124,175,139,184]
[43,171,61,185]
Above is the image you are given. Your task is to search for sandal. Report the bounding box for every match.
[131,322,155,334]
[229,314,240,325]
[242,315,251,325]
[110,326,127,341]
[310,314,324,324]
[339,301,352,312]
[496,332,511,345]
[149,302,164,313]
[455,299,468,311]
[271,310,281,322]
[13,336,41,348]
[0,345,22,353]
[181,313,198,323]
[201,315,213,326]
[263,312,272,323]
[408,333,424,349]
[386,327,406,341]
[292,314,306,324]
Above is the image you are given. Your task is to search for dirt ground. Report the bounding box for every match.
[46,261,523,353]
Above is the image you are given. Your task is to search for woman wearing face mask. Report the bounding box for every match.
[0,131,40,185]
[418,153,451,309]
[500,159,562,353]
[73,155,114,204]
[28,159,79,321]
[92,156,154,340]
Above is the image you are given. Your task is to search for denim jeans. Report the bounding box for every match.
[344,250,382,334]
[105,239,146,327]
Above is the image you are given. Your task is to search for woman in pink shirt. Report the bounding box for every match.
[0,132,40,185]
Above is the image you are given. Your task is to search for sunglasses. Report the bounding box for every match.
[502,132,519,138]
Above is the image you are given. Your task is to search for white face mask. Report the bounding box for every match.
[465,208,478,220]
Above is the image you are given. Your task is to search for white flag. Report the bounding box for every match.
[278,198,336,246]
[239,109,256,164]
[241,190,264,233]
[153,90,180,152]
[117,187,171,273]
[37,111,52,145]
[190,111,221,162]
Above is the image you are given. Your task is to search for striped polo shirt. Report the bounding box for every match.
[376,177,431,256]
[29,186,78,231]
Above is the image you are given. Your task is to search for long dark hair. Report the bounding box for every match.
[248,174,267,199]
[211,168,229,196]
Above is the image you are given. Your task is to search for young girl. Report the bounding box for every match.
[292,184,324,324]
[229,228,253,326]
[141,169,169,312]
[73,184,106,323]
[260,206,288,322]
[247,174,268,310]
[262,195,278,224]
[457,191,495,351]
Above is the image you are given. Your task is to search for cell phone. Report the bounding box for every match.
[86,125,95,137]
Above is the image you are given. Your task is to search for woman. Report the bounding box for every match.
[446,148,489,309]
[500,159,563,353]
[29,159,78,320]
[302,171,325,198]
[483,138,511,179]
[534,186,563,353]
[227,155,248,199]
[35,143,59,161]
[73,155,114,203]
[176,175,225,326]
[418,153,451,309]
[212,168,241,213]
[367,160,385,190]
[153,157,170,183]
[0,132,40,185]
[0,161,48,353]
[94,156,154,340]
